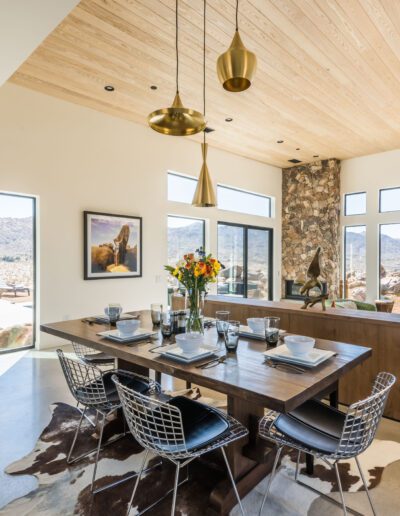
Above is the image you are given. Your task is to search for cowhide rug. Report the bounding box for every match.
[2,398,400,516]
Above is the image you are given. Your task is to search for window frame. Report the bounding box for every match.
[378,222,400,301]
[217,184,272,218]
[344,191,367,216]
[217,220,273,300]
[343,224,367,300]
[379,186,400,214]
[167,171,198,205]
[0,192,37,354]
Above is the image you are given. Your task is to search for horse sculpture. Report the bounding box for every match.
[296,246,328,311]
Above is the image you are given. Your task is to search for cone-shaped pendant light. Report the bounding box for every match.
[148,0,205,136]
[192,0,216,207]
[217,0,257,92]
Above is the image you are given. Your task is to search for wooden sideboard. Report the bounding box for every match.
[204,296,400,420]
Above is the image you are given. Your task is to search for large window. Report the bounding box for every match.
[344,192,366,216]
[379,223,400,313]
[217,222,272,300]
[344,226,366,301]
[168,172,197,204]
[217,185,272,217]
[0,193,36,353]
[379,187,400,213]
[167,216,205,290]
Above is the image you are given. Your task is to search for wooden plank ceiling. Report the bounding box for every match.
[9,0,400,168]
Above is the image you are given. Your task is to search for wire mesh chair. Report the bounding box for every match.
[71,341,115,367]
[56,349,160,493]
[112,374,249,516]
[258,372,396,516]
[71,342,116,427]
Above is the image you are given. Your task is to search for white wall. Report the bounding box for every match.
[0,0,79,86]
[341,150,400,302]
[0,83,282,348]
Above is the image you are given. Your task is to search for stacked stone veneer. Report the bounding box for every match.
[281,159,341,298]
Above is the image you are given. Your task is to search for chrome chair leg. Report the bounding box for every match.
[91,414,105,492]
[67,406,86,463]
[126,449,149,516]
[259,445,283,515]
[76,400,97,428]
[295,450,301,481]
[220,447,245,516]
[334,461,348,516]
[355,456,377,516]
[171,463,180,516]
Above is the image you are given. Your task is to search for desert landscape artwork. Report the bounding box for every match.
[84,211,142,279]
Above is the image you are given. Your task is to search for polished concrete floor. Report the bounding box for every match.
[1,347,399,514]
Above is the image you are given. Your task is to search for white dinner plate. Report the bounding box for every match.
[263,344,336,367]
[97,328,157,343]
[239,326,286,341]
[159,344,218,363]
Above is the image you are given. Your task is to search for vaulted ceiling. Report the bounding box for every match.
[9,0,400,167]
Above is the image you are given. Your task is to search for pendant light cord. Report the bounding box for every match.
[176,0,179,93]
[203,0,206,144]
[236,0,239,31]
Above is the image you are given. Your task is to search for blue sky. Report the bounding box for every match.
[0,194,33,218]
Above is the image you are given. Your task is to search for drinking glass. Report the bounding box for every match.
[104,303,122,325]
[151,303,163,326]
[161,311,173,338]
[216,310,230,337]
[264,317,280,346]
[224,320,240,353]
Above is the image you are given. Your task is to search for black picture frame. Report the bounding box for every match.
[84,211,142,280]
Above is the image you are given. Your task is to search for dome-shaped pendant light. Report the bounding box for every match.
[148,0,205,136]
[192,0,216,207]
[217,0,257,92]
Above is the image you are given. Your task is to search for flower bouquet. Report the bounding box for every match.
[165,248,224,333]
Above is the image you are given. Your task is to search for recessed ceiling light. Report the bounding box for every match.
[104,85,115,92]
[277,140,284,143]
[225,117,233,122]
[150,85,158,90]
[313,155,319,158]
[296,147,300,150]
[288,158,302,164]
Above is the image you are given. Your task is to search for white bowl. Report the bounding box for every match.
[284,335,315,356]
[175,332,204,354]
[247,318,265,335]
[116,319,140,336]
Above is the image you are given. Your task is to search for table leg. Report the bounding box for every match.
[209,396,276,515]
[117,358,149,377]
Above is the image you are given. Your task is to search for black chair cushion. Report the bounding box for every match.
[102,370,151,404]
[274,399,346,454]
[82,352,114,365]
[167,396,230,452]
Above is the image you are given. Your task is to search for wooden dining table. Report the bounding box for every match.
[41,310,371,515]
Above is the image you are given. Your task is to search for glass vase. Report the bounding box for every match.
[185,288,205,334]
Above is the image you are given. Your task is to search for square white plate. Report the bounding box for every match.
[97,328,157,343]
[159,344,218,363]
[263,344,336,367]
[239,326,286,341]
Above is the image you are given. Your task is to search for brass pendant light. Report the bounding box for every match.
[217,0,257,92]
[147,0,205,136]
[192,0,217,207]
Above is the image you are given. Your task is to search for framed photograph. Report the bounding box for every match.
[84,211,142,280]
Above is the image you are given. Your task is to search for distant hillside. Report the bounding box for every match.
[0,217,33,257]
[346,230,400,271]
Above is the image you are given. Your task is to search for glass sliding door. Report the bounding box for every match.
[379,223,400,313]
[344,225,367,301]
[0,193,36,353]
[217,222,273,300]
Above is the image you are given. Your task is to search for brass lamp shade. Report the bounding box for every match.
[192,142,217,207]
[147,92,206,136]
[217,30,257,92]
